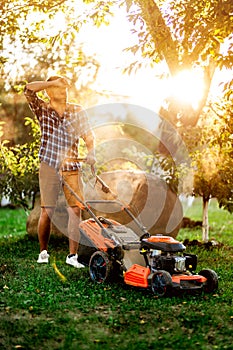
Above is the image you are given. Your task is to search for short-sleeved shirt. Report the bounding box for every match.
[24,87,92,171]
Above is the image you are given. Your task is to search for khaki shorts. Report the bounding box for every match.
[39,162,84,207]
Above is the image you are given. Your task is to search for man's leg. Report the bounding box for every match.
[66,206,84,267]
[67,206,81,255]
[37,162,60,263]
[62,169,85,267]
[38,207,55,252]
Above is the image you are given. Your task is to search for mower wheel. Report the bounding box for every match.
[151,270,172,297]
[89,251,112,284]
[199,269,218,293]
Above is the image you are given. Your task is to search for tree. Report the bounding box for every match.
[1,0,107,103]
[0,1,67,49]
[121,0,233,240]
[188,105,233,241]
[122,0,232,124]
[210,88,233,213]
[0,117,40,210]
[2,1,232,101]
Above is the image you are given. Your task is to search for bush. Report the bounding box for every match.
[0,117,40,209]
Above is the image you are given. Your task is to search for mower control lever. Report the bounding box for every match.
[139,232,151,241]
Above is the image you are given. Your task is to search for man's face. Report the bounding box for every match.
[46,76,70,101]
[46,85,67,101]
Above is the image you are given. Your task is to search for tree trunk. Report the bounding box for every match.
[202,197,209,242]
[136,0,179,76]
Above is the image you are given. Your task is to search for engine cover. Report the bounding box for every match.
[141,235,186,252]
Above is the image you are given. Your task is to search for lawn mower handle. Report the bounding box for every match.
[73,158,116,195]
[62,158,150,238]
[72,157,96,177]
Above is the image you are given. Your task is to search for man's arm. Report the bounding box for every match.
[26,77,70,92]
[24,82,48,118]
[83,131,96,166]
[25,81,54,92]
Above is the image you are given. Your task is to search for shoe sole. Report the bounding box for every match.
[37,258,49,263]
[66,261,85,268]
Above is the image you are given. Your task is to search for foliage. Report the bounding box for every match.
[0,117,40,209]
[124,0,233,73]
[209,89,233,213]
[1,0,102,108]
[121,0,233,153]
[187,114,232,203]
[122,0,233,232]
[175,88,233,241]
[0,1,67,51]
[1,0,233,112]
[0,204,233,349]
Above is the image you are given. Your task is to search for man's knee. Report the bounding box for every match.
[40,207,55,220]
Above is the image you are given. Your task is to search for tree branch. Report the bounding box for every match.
[135,0,179,76]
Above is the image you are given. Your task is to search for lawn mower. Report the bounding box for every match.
[63,166,218,297]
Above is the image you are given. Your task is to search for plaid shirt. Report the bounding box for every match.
[24,87,92,171]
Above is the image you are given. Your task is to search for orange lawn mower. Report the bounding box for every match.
[62,163,218,297]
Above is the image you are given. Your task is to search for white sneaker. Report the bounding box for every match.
[37,250,49,264]
[66,254,85,268]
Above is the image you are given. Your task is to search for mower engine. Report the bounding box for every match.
[123,234,219,296]
[141,235,197,275]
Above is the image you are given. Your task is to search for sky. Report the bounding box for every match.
[66,6,170,112]
[72,7,170,132]
[75,8,220,113]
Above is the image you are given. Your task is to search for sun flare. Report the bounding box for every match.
[169,69,205,110]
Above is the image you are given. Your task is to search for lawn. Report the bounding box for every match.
[0,199,233,350]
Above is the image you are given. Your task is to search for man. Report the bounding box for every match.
[24,75,96,268]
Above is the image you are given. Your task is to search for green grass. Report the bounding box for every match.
[179,198,233,245]
[0,202,233,350]
[0,207,27,240]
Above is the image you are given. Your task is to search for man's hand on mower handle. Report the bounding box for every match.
[91,165,96,176]
[86,153,96,166]
[85,152,97,176]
